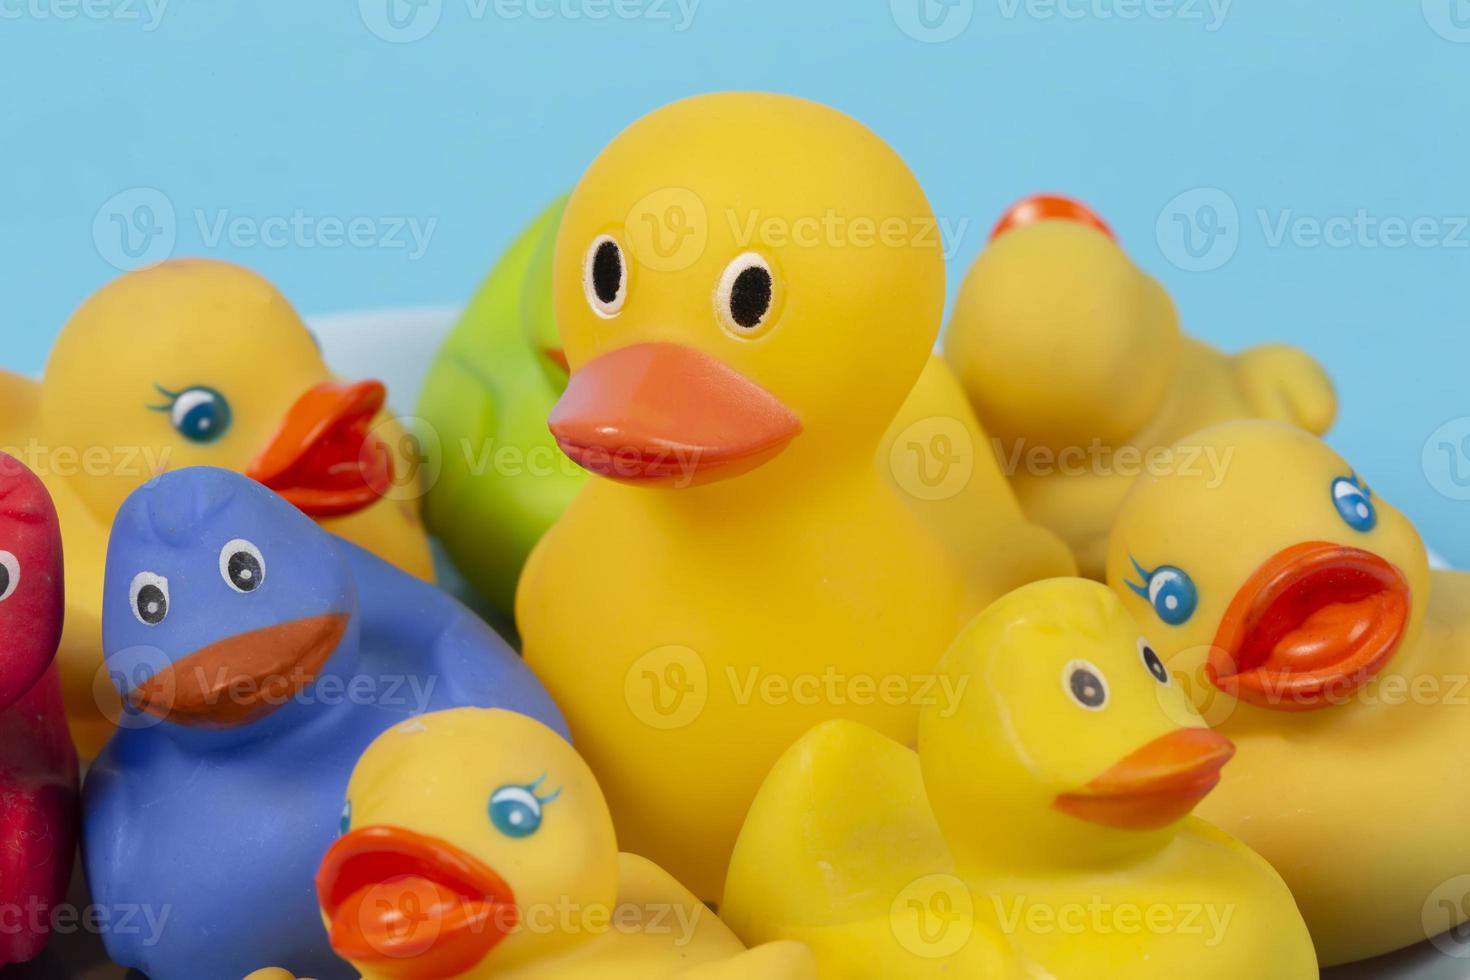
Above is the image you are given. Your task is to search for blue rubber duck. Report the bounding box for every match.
[81,467,566,980]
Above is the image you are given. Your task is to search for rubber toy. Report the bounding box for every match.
[418,197,583,618]
[0,258,434,754]
[943,194,1338,577]
[0,453,78,967]
[517,92,1072,900]
[723,578,1316,979]
[302,707,816,979]
[1107,419,1467,965]
[82,468,565,980]
[423,199,1065,621]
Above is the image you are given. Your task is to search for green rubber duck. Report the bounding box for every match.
[418,197,584,617]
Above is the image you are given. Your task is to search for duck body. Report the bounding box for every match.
[82,469,564,980]
[0,454,78,967]
[314,708,813,979]
[724,579,1316,978]
[0,259,434,754]
[946,197,1336,577]
[419,198,584,617]
[1107,420,1470,963]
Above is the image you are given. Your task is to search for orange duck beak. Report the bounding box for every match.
[990,193,1116,242]
[318,826,517,979]
[1207,542,1411,711]
[1054,727,1235,831]
[548,342,801,486]
[246,380,395,517]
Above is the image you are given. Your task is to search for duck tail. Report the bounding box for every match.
[1233,344,1338,437]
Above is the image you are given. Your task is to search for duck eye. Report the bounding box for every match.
[339,800,351,836]
[1063,659,1109,711]
[0,551,18,603]
[716,252,775,336]
[150,385,232,444]
[1126,559,1198,627]
[129,572,170,626]
[1331,476,1376,532]
[219,539,266,594]
[1139,638,1169,685]
[489,784,545,838]
[583,235,627,318]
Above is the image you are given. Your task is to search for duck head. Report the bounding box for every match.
[945,194,1182,450]
[102,467,360,747]
[548,92,945,488]
[43,259,396,521]
[1107,420,1430,715]
[0,453,64,709]
[918,578,1233,870]
[319,708,617,979]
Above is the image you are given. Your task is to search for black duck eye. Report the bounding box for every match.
[583,234,627,318]
[1139,638,1169,685]
[716,252,776,336]
[1063,658,1109,711]
[0,550,19,602]
[220,539,266,594]
[130,572,169,626]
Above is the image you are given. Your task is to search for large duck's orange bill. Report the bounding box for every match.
[126,613,348,727]
[990,193,1115,242]
[1054,727,1235,831]
[247,380,394,517]
[1208,542,1411,711]
[318,826,517,979]
[548,342,802,486]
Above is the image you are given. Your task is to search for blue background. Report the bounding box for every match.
[1,0,1466,563]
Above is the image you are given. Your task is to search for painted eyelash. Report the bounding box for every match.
[526,773,563,806]
[147,383,181,412]
[1125,555,1154,599]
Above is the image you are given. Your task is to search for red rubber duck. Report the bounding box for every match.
[0,452,78,965]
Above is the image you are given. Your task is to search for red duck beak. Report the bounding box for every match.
[246,380,394,517]
[990,194,1115,242]
[548,342,801,486]
[1054,727,1235,830]
[1208,542,1411,711]
[318,826,517,979]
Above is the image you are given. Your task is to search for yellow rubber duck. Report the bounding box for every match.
[518,92,1072,901]
[1107,419,1468,965]
[309,707,815,979]
[723,578,1316,979]
[944,194,1338,577]
[0,259,433,753]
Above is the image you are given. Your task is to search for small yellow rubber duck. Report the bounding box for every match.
[518,92,1072,901]
[944,194,1338,577]
[309,707,814,979]
[724,578,1316,979]
[1107,419,1469,965]
[0,259,432,753]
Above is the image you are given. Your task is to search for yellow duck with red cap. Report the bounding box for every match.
[517,93,1072,902]
[0,258,432,753]
[1108,420,1470,965]
[722,578,1315,979]
[944,194,1338,577]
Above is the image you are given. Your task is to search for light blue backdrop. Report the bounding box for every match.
[1,1,1466,562]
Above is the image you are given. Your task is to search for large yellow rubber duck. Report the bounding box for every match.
[517,92,1072,901]
[723,578,1316,979]
[0,259,433,753]
[1107,419,1468,965]
[944,194,1338,577]
[310,707,815,979]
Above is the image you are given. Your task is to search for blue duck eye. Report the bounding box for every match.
[149,385,232,444]
[340,800,351,836]
[1126,558,1198,627]
[489,777,561,839]
[1331,475,1376,532]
